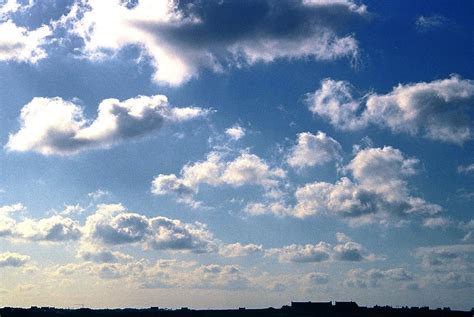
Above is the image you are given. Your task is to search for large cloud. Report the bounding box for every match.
[82,204,217,253]
[57,0,367,85]
[6,95,208,155]
[293,146,441,223]
[247,146,442,225]
[287,131,342,169]
[152,151,286,206]
[308,76,474,144]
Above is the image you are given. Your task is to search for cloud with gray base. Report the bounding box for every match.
[415,244,474,289]
[0,0,52,63]
[267,233,378,263]
[82,204,217,253]
[308,76,474,145]
[247,146,442,225]
[0,203,81,242]
[6,95,208,155]
[0,252,31,268]
[56,0,367,86]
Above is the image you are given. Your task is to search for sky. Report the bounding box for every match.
[0,0,473,310]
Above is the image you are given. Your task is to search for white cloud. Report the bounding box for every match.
[57,0,366,85]
[6,95,208,155]
[308,76,474,144]
[0,20,51,63]
[0,252,30,268]
[422,217,452,229]
[60,204,85,216]
[415,15,448,31]
[458,163,474,174]
[225,125,246,140]
[0,204,81,242]
[151,151,286,206]
[219,243,263,257]
[268,242,331,263]
[15,215,82,242]
[287,131,342,169]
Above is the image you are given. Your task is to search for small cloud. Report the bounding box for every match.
[88,189,111,200]
[415,15,449,31]
[458,163,474,174]
[225,124,246,140]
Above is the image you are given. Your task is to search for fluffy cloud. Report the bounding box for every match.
[0,204,81,242]
[0,252,30,268]
[83,204,217,253]
[152,151,286,206]
[0,0,52,64]
[219,243,263,257]
[57,0,366,85]
[287,131,342,169]
[15,215,82,242]
[0,203,25,237]
[225,124,246,140]
[292,146,442,224]
[345,268,414,288]
[269,242,331,263]
[308,76,474,144]
[268,233,376,263]
[6,95,208,155]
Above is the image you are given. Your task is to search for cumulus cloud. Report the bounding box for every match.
[225,124,246,140]
[268,233,377,263]
[6,95,208,155]
[269,242,331,263]
[83,204,217,253]
[0,204,81,242]
[15,215,82,242]
[57,0,366,85]
[308,76,474,144]
[152,151,286,206]
[287,131,342,169]
[292,146,442,224]
[0,2,52,63]
[219,243,263,257]
[345,268,414,288]
[0,252,30,268]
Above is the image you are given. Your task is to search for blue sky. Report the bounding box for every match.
[0,0,473,310]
